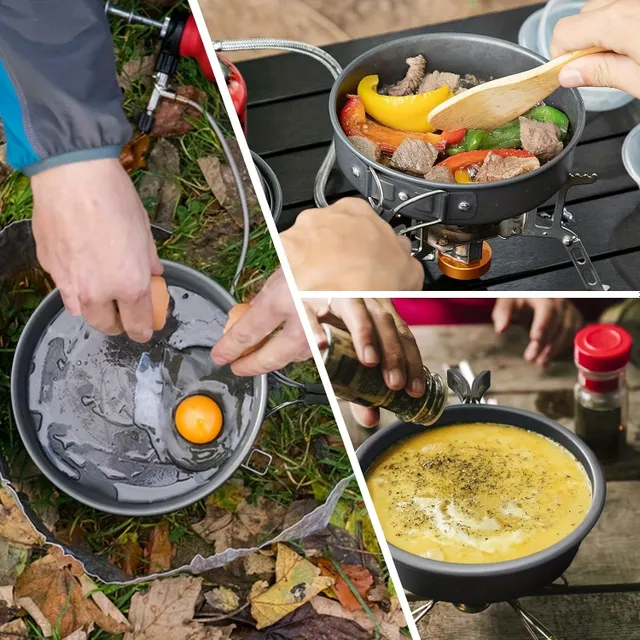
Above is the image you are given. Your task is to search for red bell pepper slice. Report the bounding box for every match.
[437,149,535,173]
[340,95,465,154]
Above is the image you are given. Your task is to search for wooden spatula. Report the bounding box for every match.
[427,47,607,131]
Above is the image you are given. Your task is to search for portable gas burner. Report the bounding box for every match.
[105,1,248,131]
[329,34,608,291]
[406,586,565,640]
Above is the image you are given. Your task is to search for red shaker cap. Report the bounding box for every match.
[574,324,632,373]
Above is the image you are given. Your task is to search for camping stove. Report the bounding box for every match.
[385,172,607,290]
[406,574,570,640]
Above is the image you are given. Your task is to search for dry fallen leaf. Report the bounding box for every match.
[152,86,206,137]
[250,544,334,629]
[120,134,150,174]
[111,534,143,577]
[198,156,227,207]
[125,576,234,640]
[119,54,156,91]
[243,602,370,640]
[0,486,44,547]
[204,587,239,614]
[15,548,130,638]
[138,138,180,226]
[192,498,286,555]
[0,617,28,638]
[318,560,373,611]
[0,585,16,626]
[310,596,404,640]
[78,575,130,629]
[15,596,52,637]
[243,552,276,577]
[61,622,94,640]
[145,522,174,575]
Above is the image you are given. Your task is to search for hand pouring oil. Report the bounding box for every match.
[320,325,447,425]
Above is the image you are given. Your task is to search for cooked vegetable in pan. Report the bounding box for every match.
[340,55,569,184]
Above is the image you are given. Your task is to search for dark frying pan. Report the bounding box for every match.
[356,404,606,604]
[329,33,586,225]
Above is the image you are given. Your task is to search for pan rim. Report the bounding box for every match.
[328,32,586,192]
[10,259,269,517]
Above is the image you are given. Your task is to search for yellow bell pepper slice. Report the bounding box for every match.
[357,75,451,134]
[454,169,473,184]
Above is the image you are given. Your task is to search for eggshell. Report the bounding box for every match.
[223,303,269,357]
[151,276,170,331]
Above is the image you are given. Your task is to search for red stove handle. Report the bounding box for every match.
[179,15,248,130]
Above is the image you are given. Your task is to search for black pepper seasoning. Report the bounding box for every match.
[321,324,448,426]
[573,324,632,463]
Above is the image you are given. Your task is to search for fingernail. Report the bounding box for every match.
[388,368,404,389]
[363,345,378,364]
[410,377,425,396]
[524,342,538,361]
[210,350,229,366]
[559,68,585,88]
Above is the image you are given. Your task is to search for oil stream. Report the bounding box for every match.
[28,286,255,503]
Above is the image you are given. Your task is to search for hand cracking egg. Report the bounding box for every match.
[175,394,223,444]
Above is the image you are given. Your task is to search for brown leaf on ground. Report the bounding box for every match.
[243,552,276,577]
[110,535,143,577]
[282,500,319,530]
[152,86,206,137]
[125,576,234,640]
[138,138,180,226]
[0,617,28,638]
[192,498,286,554]
[250,544,334,629]
[366,583,388,603]
[222,137,259,208]
[120,134,150,174]
[204,587,239,614]
[61,622,94,640]
[145,522,174,575]
[310,596,404,640]
[15,548,130,638]
[0,487,44,548]
[15,596,52,637]
[119,54,156,91]
[78,575,130,629]
[56,525,87,548]
[317,560,373,611]
[198,156,228,207]
[243,602,370,640]
[0,585,16,625]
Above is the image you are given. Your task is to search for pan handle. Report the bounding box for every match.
[263,371,329,421]
[241,448,273,477]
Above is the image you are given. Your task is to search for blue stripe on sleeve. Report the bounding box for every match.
[0,58,40,170]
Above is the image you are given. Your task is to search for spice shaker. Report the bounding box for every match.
[573,324,632,462]
[320,324,448,426]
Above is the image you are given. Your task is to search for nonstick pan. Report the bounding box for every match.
[356,404,606,604]
[10,260,273,517]
[329,33,586,225]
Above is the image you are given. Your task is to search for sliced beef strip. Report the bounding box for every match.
[475,152,540,183]
[423,165,455,184]
[419,70,461,94]
[389,139,438,175]
[387,55,427,96]
[519,116,564,163]
[348,135,382,162]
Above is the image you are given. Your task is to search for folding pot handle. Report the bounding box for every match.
[241,448,273,477]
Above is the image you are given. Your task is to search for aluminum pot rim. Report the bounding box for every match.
[356,404,605,578]
[328,32,586,192]
[10,259,270,517]
[251,151,283,226]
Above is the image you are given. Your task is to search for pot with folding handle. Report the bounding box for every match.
[328,33,607,290]
[356,369,605,606]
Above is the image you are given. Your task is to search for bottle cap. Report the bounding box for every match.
[574,324,632,373]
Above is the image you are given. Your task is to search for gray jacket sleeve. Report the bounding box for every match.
[0,0,132,176]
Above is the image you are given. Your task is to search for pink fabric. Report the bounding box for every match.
[392,299,495,325]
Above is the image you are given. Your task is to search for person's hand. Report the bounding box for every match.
[211,269,311,375]
[280,198,425,291]
[492,299,584,367]
[552,0,640,97]
[31,158,162,342]
[306,298,423,428]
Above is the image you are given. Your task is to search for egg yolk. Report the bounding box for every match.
[175,395,223,444]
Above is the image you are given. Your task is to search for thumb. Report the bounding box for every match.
[559,53,640,98]
[148,235,164,276]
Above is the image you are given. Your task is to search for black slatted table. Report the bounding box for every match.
[239,5,640,291]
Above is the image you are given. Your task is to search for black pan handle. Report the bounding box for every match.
[264,371,329,421]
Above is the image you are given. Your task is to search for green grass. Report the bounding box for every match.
[0,2,388,636]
